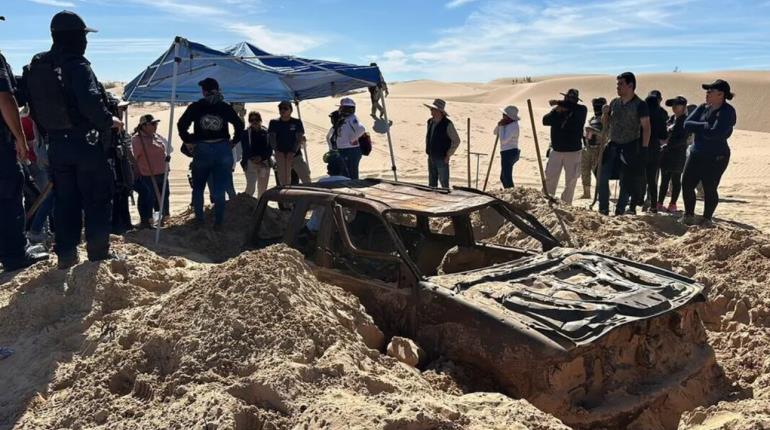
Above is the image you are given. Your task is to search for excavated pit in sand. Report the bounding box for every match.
[2,190,769,429]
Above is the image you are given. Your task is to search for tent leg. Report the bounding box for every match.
[380,94,398,181]
[155,41,180,245]
[294,100,310,169]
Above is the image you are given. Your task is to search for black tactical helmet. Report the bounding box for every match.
[50,11,98,33]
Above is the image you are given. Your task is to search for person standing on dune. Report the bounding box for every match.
[681,79,736,227]
[423,99,461,188]
[543,89,587,205]
[599,72,651,216]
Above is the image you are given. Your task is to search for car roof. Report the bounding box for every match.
[282,179,498,215]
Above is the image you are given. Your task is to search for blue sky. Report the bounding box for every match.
[2,0,770,83]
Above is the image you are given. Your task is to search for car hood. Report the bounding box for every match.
[426,248,704,348]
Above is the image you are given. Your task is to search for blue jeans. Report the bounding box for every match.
[428,156,450,188]
[338,147,363,179]
[137,175,170,221]
[500,148,520,189]
[191,141,233,225]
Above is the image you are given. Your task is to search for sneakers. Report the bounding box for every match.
[679,214,697,226]
[667,203,678,213]
[656,202,665,212]
[699,218,715,228]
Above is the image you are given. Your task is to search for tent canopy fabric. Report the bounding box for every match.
[124,37,384,103]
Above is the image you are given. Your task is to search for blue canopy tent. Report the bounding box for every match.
[123,37,397,242]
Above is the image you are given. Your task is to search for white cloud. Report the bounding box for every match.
[368,0,764,81]
[226,23,324,54]
[27,0,76,7]
[446,0,480,8]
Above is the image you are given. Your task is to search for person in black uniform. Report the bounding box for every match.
[0,17,49,272]
[177,77,243,228]
[24,11,124,269]
[642,90,668,212]
[657,96,689,213]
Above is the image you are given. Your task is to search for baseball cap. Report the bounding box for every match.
[339,97,355,107]
[702,79,734,100]
[139,114,161,126]
[50,11,98,33]
[665,96,688,107]
[648,90,662,100]
[197,77,219,92]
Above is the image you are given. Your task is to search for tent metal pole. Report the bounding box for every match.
[294,99,310,168]
[379,91,398,181]
[155,40,180,245]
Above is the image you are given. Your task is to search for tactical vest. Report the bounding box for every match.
[22,52,75,133]
[425,117,452,158]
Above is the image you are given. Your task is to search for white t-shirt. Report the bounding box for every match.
[327,114,366,150]
[494,122,520,152]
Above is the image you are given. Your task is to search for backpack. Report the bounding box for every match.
[359,132,372,156]
[22,54,74,132]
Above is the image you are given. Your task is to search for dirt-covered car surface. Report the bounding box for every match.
[250,179,721,429]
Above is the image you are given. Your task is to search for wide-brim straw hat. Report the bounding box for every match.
[500,105,520,121]
[424,98,448,116]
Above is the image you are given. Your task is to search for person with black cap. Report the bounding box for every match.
[542,88,588,204]
[681,79,737,227]
[131,114,170,229]
[582,97,608,198]
[177,77,244,229]
[0,17,49,272]
[268,100,311,186]
[23,11,123,269]
[239,111,272,197]
[598,72,651,215]
[642,90,669,212]
[657,95,689,213]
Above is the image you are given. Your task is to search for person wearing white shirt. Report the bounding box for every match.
[494,105,521,188]
[326,97,366,179]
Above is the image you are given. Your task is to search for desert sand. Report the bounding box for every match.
[1,72,769,429]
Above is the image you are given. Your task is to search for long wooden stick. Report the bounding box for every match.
[466,118,471,188]
[527,99,549,196]
[482,134,499,191]
[25,182,53,221]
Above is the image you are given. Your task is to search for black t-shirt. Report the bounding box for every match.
[0,53,17,147]
[268,117,304,154]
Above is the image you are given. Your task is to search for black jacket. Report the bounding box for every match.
[660,114,688,172]
[240,126,272,168]
[425,117,453,158]
[645,97,669,152]
[177,97,243,144]
[542,104,587,152]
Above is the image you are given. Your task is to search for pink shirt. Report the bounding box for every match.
[131,133,168,177]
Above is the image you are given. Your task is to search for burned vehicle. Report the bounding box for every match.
[250,179,720,429]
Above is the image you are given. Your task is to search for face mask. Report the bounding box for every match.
[52,30,88,56]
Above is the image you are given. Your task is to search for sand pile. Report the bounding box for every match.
[126,194,262,263]
[3,243,567,430]
[488,187,770,429]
